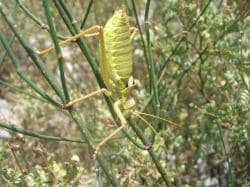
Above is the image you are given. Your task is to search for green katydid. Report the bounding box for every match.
[38,6,188,158]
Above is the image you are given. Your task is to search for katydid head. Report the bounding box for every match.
[111,5,129,27]
[115,5,127,17]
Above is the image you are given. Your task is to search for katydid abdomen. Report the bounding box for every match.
[101,7,133,100]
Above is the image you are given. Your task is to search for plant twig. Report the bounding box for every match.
[8,142,29,187]
[0,121,86,143]
[80,0,93,29]
[43,0,69,103]
[144,0,160,107]
[144,0,161,142]
[15,0,67,40]
[0,35,15,67]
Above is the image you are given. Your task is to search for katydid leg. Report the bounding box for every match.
[37,25,102,56]
[130,27,138,40]
[62,88,111,109]
[93,100,127,159]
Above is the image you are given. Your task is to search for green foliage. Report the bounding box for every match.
[0,147,85,187]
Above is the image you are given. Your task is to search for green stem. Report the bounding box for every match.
[145,0,159,104]
[131,0,149,66]
[0,122,86,143]
[0,35,15,67]
[0,1,16,67]
[131,2,161,139]
[144,0,160,136]
[42,0,69,103]
[80,0,93,29]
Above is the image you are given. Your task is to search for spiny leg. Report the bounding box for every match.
[37,25,102,56]
[93,100,127,159]
[62,88,111,109]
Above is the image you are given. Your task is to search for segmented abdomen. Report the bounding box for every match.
[102,8,132,99]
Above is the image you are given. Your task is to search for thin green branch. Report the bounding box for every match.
[130,0,149,65]
[42,0,69,103]
[144,0,159,99]
[0,35,14,67]
[0,121,86,143]
[144,0,160,119]
[131,2,160,141]
[0,1,17,67]
[80,0,93,29]
[131,1,161,124]
[15,0,67,40]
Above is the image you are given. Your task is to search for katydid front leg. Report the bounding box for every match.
[37,25,102,56]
